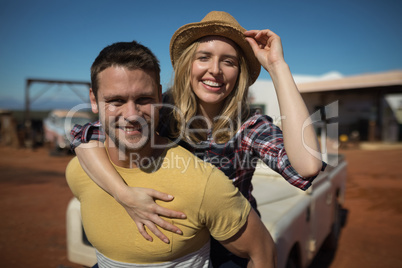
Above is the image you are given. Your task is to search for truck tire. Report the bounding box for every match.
[286,246,300,268]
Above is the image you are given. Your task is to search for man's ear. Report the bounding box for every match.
[89,88,99,114]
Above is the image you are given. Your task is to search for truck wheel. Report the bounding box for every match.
[323,198,341,250]
[286,246,300,268]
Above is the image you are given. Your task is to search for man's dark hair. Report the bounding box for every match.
[90,41,160,99]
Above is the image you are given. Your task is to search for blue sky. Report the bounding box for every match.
[0,0,401,110]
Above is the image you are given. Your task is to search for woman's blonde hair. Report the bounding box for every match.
[170,38,251,144]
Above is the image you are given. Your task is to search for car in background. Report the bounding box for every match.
[43,109,93,152]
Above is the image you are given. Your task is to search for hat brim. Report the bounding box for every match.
[170,21,261,85]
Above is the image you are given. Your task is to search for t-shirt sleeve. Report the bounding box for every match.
[65,157,87,200]
[199,168,252,241]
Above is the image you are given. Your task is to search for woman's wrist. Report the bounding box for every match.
[112,182,132,205]
[266,59,288,75]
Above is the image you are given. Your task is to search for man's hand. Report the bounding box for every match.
[115,186,187,244]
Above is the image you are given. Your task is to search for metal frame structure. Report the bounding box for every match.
[24,78,91,147]
[24,78,90,124]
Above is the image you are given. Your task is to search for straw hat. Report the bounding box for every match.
[169,11,261,85]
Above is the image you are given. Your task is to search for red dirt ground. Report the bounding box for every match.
[0,146,401,267]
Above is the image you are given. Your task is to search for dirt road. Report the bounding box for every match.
[0,146,401,267]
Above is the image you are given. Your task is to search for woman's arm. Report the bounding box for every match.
[245,30,323,177]
[74,141,186,243]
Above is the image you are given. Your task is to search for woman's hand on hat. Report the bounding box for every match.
[245,29,285,70]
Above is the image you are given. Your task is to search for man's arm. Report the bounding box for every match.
[220,209,277,268]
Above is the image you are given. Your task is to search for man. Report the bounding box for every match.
[66,41,276,268]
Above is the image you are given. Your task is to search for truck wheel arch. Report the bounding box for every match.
[285,243,301,268]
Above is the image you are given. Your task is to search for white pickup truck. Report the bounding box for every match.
[66,153,347,268]
[253,154,347,268]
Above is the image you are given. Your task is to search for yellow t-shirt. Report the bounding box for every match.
[66,144,251,264]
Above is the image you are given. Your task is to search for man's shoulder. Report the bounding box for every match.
[166,144,215,170]
[167,143,195,157]
[65,156,89,198]
[66,156,82,173]
[65,157,87,183]
[163,144,230,187]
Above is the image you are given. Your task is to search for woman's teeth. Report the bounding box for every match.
[202,80,222,87]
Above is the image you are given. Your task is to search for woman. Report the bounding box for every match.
[71,11,325,267]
